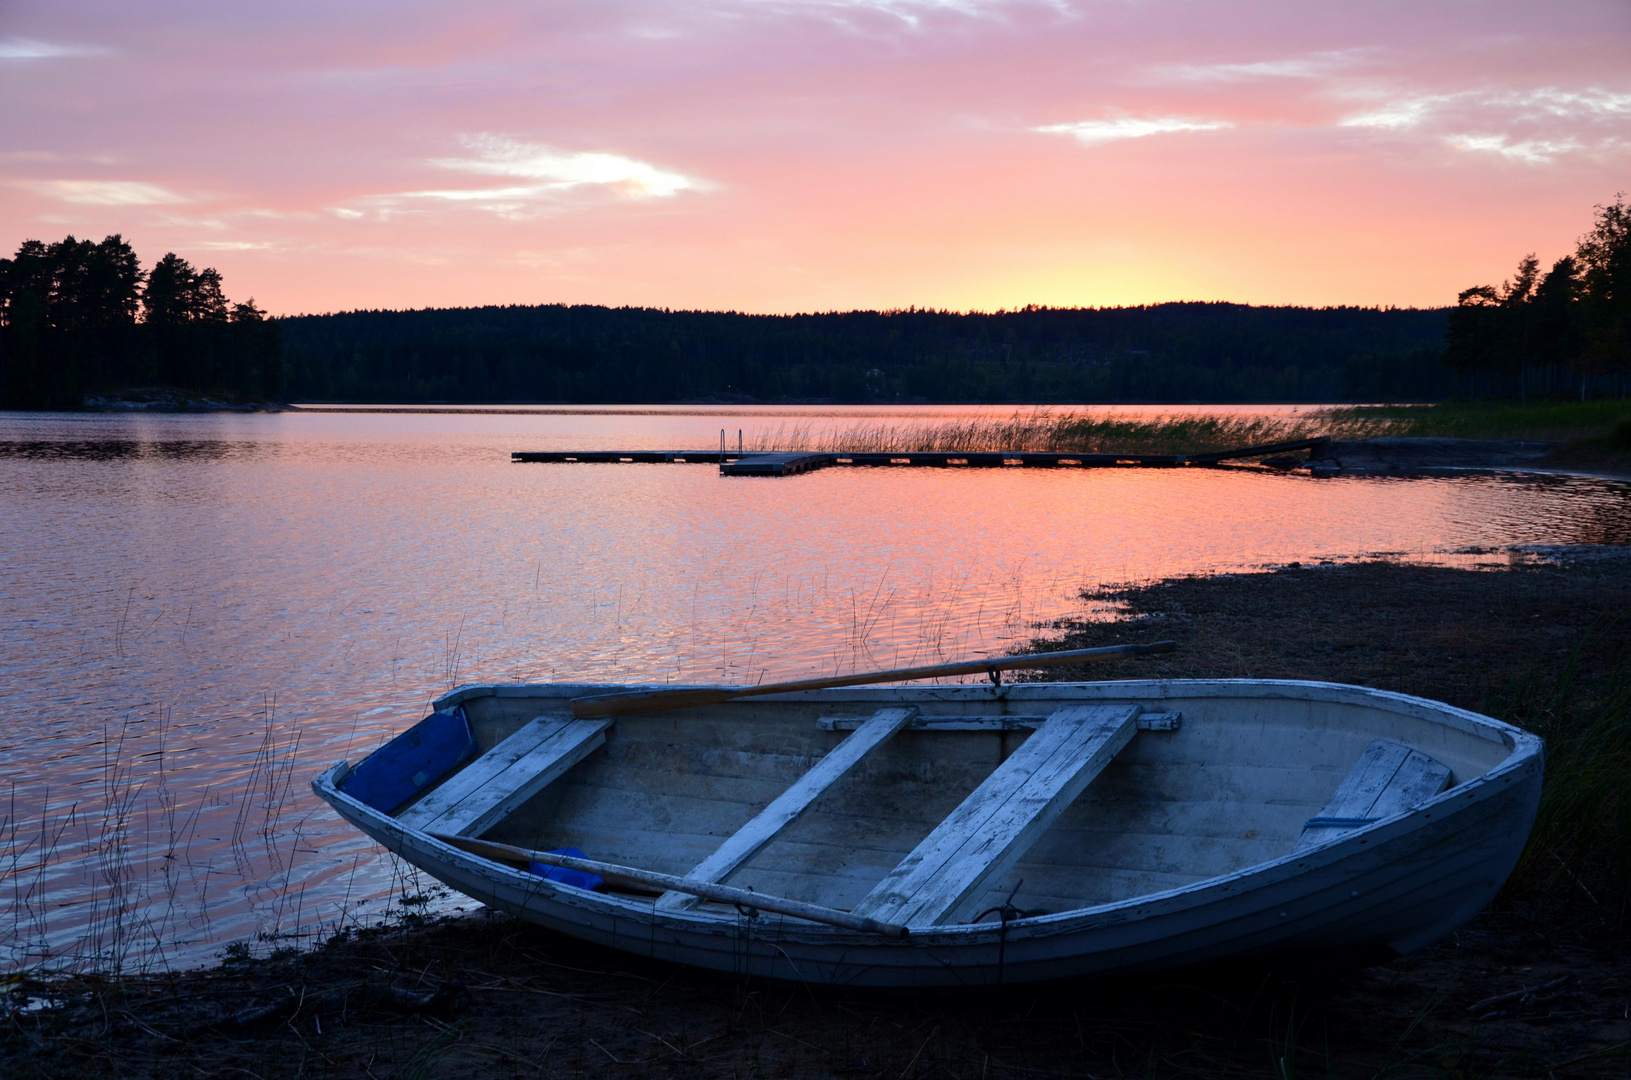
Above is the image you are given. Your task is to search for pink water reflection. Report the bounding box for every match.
[1,406,1627,969]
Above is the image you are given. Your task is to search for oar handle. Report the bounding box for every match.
[434,834,909,938]
[572,641,1176,717]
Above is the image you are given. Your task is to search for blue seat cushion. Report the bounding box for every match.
[529,847,604,891]
[341,706,478,814]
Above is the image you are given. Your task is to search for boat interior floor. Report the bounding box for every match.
[388,694,1482,924]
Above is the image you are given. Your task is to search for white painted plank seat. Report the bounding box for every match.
[850,703,1143,927]
[397,715,612,837]
[1294,739,1452,852]
[657,706,919,910]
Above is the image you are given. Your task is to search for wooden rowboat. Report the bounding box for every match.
[313,670,1542,987]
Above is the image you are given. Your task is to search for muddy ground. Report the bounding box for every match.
[5,555,1629,1079]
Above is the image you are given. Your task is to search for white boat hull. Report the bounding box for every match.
[314,679,1541,987]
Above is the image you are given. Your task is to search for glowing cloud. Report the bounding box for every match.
[430,135,705,200]
[18,179,189,205]
[1341,85,1631,164]
[743,0,1031,29]
[198,240,284,251]
[1339,97,1446,131]
[1446,134,1587,165]
[4,2,1624,314]
[0,38,108,60]
[1512,87,1631,117]
[1035,117,1232,146]
[1161,50,1366,82]
[357,136,711,218]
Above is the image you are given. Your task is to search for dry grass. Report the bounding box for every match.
[746,401,1631,458]
[1,697,327,978]
[747,408,1400,456]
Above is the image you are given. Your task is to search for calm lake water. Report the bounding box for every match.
[3,405,1629,971]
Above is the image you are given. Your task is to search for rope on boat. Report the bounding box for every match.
[974,881,1050,987]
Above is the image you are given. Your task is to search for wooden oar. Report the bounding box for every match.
[433,834,910,938]
[571,641,1176,718]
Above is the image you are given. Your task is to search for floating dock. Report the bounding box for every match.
[512,437,1329,477]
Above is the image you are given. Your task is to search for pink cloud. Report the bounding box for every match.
[1,1,1627,314]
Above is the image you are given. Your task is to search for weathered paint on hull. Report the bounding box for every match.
[314,679,1541,988]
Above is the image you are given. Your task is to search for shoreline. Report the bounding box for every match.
[7,555,1628,1077]
[35,403,1631,481]
[1296,436,1631,480]
[80,393,295,413]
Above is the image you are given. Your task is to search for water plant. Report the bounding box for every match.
[747,408,1391,457]
[748,400,1631,458]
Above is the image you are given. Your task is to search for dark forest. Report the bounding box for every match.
[1443,195,1630,400]
[2,195,1625,407]
[273,195,1627,405]
[0,235,282,409]
[278,303,1454,405]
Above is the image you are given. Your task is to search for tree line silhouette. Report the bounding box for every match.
[1445,196,1630,398]
[278,302,1453,404]
[0,235,282,408]
[5,198,1626,409]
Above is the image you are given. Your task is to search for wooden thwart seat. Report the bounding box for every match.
[396,715,611,837]
[851,703,1142,928]
[657,706,919,910]
[1294,739,1452,852]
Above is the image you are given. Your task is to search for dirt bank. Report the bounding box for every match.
[1290,434,1631,479]
[6,555,1629,1079]
[1304,437,1556,473]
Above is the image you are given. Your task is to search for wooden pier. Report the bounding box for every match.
[511,437,1329,477]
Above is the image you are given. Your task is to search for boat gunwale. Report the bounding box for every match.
[435,677,1526,749]
[314,679,1542,943]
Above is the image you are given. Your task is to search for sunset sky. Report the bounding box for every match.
[3,1,1628,316]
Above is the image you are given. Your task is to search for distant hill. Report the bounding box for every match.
[276,302,1454,404]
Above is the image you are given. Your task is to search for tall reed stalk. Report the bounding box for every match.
[747,408,1401,456]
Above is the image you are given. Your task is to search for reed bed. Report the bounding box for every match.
[747,408,1403,457]
[747,400,1631,459]
[0,697,413,978]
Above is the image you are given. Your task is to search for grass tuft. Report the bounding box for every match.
[1496,643,1631,918]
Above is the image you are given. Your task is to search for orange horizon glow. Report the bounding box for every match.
[2,1,1627,317]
